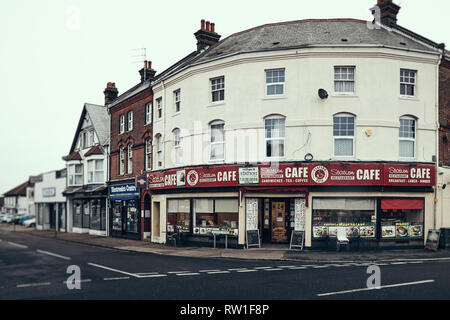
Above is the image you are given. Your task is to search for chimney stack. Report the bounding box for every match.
[194,19,221,52]
[139,60,157,82]
[375,0,401,27]
[104,82,118,105]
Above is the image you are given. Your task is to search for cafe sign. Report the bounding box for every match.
[147,163,435,190]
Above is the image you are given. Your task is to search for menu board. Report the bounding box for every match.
[294,198,306,231]
[382,225,396,238]
[246,230,261,248]
[246,199,259,231]
[425,230,440,251]
[290,231,305,250]
[314,224,375,238]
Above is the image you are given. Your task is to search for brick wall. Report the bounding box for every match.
[109,88,153,181]
[439,58,450,167]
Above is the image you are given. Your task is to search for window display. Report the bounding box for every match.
[112,200,122,231]
[73,200,83,228]
[127,199,138,233]
[193,198,238,236]
[312,198,376,239]
[380,199,424,239]
[168,199,191,233]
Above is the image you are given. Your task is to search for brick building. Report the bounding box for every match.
[107,62,155,240]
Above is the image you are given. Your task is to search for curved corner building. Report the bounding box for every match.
[147,10,443,249]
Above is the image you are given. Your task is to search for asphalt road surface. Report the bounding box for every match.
[1,228,450,301]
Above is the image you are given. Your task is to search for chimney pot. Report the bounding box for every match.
[201,19,205,30]
[148,61,152,69]
[206,21,210,31]
[104,82,118,105]
[211,23,215,33]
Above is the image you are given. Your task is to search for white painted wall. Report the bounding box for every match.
[152,47,440,169]
[34,171,66,204]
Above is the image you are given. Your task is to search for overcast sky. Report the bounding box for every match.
[0,0,449,195]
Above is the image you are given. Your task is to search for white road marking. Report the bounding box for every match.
[253,267,273,270]
[227,268,248,271]
[135,272,160,276]
[176,273,200,276]
[104,277,130,281]
[237,269,258,273]
[313,265,330,269]
[207,271,230,274]
[317,279,435,297]
[288,266,307,270]
[8,241,28,249]
[37,249,71,261]
[408,261,424,264]
[168,271,191,274]
[17,282,51,288]
[137,274,167,278]
[199,270,221,273]
[264,268,283,271]
[390,262,408,265]
[88,262,138,278]
[63,279,92,284]
[278,265,298,268]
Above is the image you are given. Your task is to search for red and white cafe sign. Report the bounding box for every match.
[147,163,435,190]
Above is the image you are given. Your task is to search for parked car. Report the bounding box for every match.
[19,215,34,225]
[23,218,35,228]
[2,214,13,223]
[10,213,26,224]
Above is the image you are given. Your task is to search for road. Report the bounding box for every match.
[1,228,450,302]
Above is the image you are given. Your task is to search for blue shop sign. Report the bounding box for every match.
[109,184,140,197]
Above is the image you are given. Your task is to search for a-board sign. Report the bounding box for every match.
[290,231,305,250]
[425,229,440,251]
[246,230,261,249]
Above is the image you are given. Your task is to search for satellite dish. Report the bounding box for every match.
[318,89,328,99]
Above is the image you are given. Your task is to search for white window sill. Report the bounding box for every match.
[207,101,225,108]
[331,156,356,161]
[172,112,182,117]
[398,157,417,162]
[262,95,287,101]
[332,93,357,98]
[209,159,225,164]
[399,95,419,101]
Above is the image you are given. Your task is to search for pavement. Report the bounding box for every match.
[2,224,450,263]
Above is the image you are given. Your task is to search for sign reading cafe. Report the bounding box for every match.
[147,163,435,190]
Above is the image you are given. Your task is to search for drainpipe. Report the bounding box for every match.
[434,51,443,230]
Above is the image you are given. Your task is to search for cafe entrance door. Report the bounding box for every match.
[271,201,288,243]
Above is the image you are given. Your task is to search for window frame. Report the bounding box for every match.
[211,77,225,103]
[145,138,152,171]
[265,68,285,96]
[334,66,355,94]
[400,69,417,97]
[157,98,163,119]
[333,113,355,158]
[127,111,133,131]
[399,116,416,159]
[87,159,104,184]
[174,90,181,113]
[210,121,225,162]
[119,147,125,175]
[264,116,286,159]
[127,144,133,174]
[68,163,83,186]
[119,115,125,134]
[145,102,152,125]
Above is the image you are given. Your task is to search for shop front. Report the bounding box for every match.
[65,186,108,235]
[148,162,436,250]
[109,183,141,240]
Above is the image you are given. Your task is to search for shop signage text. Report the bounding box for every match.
[147,163,435,190]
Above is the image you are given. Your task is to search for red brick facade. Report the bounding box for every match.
[439,58,450,167]
[109,88,153,181]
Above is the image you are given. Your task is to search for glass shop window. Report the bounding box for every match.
[73,201,83,228]
[167,199,191,233]
[90,199,101,230]
[127,199,139,233]
[112,200,122,231]
[380,199,424,239]
[193,198,239,236]
[312,198,376,239]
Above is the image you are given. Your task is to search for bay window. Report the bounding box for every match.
[68,164,83,186]
[87,159,104,183]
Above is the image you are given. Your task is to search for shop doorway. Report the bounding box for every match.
[49,204,56,229]
[271,201,288,243]
[260,198,291,244]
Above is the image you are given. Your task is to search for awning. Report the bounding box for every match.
[381,199,423,210]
